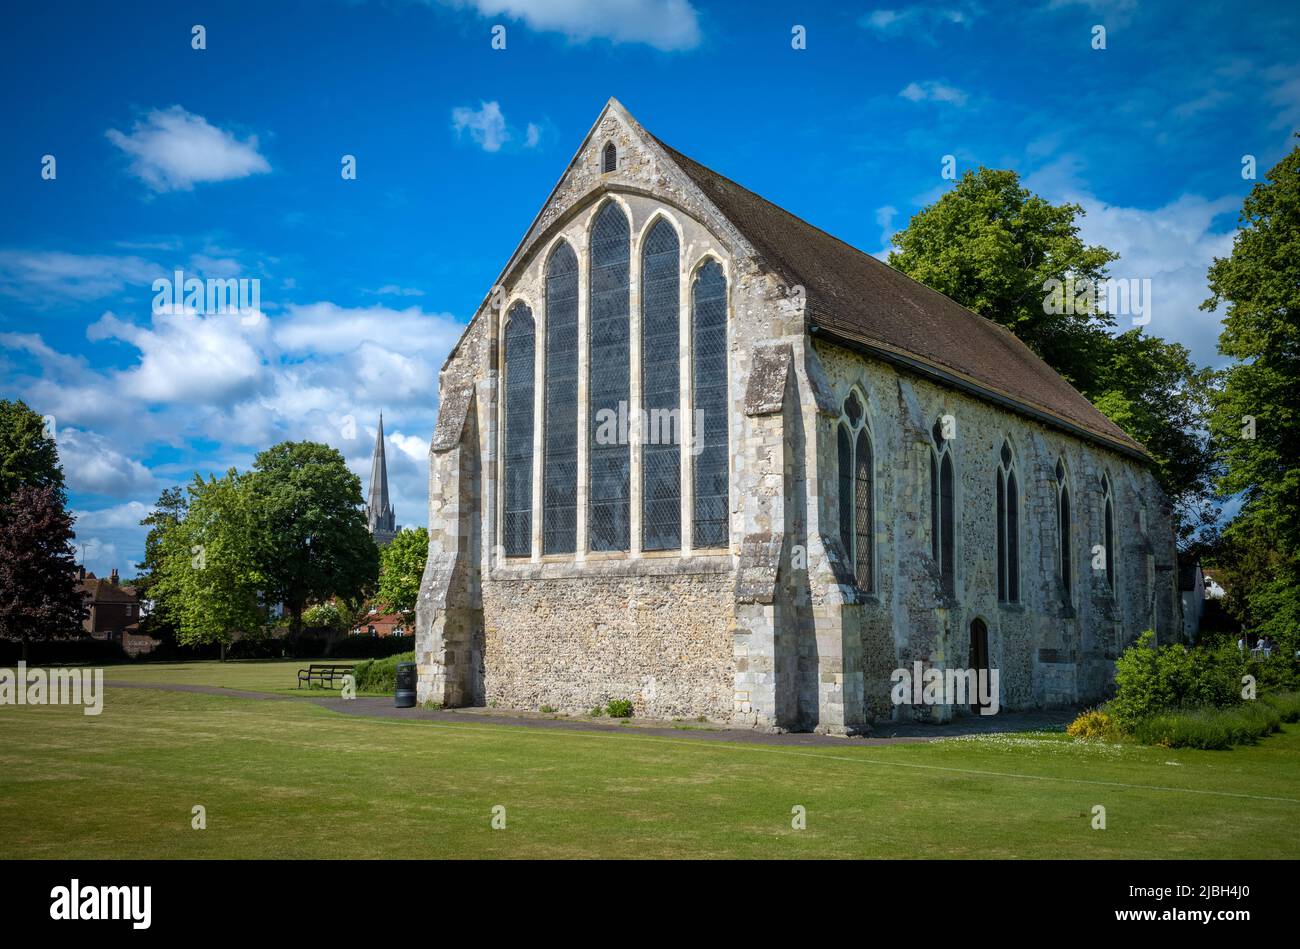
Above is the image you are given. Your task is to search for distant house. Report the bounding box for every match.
[75,567,157,656]
[351,609,408,638]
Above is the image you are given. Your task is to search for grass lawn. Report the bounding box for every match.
[2,676,1299,858]
[90,658,372,696]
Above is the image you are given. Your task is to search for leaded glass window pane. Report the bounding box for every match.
[837,424,852,557]
[940,452,955,594]
[588,203,631,551]
[997,469,1006,601]
[503,302,534,557]
[544,242,578,554]
[692,260,728,548]
[854,428,873,592]
[1007,469,1019,602]
[1105,496,1115,590]
[1059,484,1072,595]
[930,452,940,563]
[641,219,681,551]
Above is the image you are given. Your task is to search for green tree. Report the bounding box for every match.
[0,485,86,660]
[1203,138,1300,647]
[377,527,429,618]
[246,442,378,638]
[303,600,347,633]
[152,471,263,654]
[0,399,64,503]
[133,485,189,608]
[889,166,1216,542]
[888,167,1117,390]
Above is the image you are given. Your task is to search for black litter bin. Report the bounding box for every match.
[394,662,416,708]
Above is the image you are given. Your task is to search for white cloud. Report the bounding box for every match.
[73,500,153,530]
[1021,163,1238,367]
[874,205,898,256]
[439,0,701,51]
[106,106,270,192]
[861,3,984,40]
[58,429,157,497]
[3,291,465,571]
[899,80,970,107]
[87,309,270,404]
[0,250,159,304]
[452,101,511,152]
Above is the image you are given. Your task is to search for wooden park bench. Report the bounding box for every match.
[297,663,356,690]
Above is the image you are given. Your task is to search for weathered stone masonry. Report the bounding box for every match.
[416,99,1181,732]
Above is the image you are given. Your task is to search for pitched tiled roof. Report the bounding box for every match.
[77,579,139,604]
[653,137,1147,458]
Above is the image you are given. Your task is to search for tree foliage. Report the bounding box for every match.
[0,399,64,503]
[0,485,86,659]
[152,472,263,649]
[377,527,429,618]
[244,441,378,637]
[888,166,1217,542]
[1203,138,1300,646]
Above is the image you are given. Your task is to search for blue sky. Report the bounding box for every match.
[1,0,1296,576]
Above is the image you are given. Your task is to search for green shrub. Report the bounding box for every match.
[539,704,556,714]
[1133,702,1281,750]
[1110,632,1247,729]
[351,651,415,693]
[1066,708,1120,740]
[1260,691,1300,723]
[606,699,634,718]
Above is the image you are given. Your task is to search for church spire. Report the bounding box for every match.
[366,414,397,546]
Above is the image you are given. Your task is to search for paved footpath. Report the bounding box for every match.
[104,680,1076,748]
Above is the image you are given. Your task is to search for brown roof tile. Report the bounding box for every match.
[653,137,1147,459]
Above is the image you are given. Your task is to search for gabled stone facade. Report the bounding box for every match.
[416,99,1181,733]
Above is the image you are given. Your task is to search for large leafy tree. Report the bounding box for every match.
[246,442,378,637]
[889,167,1216,542]
[1203,139,1300,646]
[133,485,188,609]
[152,471,263,652]
[377,526,429,618]
[0,485,86,660]
[0,399,64,503]
[888,167,1117,390]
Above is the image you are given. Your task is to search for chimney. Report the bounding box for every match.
[78,565,86,581]
[110,568,119,587]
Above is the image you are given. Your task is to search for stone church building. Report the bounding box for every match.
[415,99,1180,733]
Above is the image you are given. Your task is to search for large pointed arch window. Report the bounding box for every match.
[836,391,874,593]
[588,202,631,552]
[996,439,1020,603]
[691,259,728,548]
[1101,472,1116,592]
[502,301,535,557]
[543,241,579,554]
[641,218,681,551]
[1056,458,1072,599]
[930,418,955,595]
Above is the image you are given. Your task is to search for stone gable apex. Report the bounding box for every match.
[441,98,759,373]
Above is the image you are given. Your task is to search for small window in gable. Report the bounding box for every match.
[602,142,617,173]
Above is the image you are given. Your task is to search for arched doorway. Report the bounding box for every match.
[969,619,991,713]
